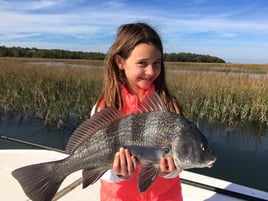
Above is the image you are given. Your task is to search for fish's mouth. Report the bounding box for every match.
[205,159,216,168]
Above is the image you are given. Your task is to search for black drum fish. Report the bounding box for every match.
[12,92,216,201]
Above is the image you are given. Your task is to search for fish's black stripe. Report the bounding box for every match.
[104,119,121,152]
[151,112,174,146]
[131,113,148,145]
[143,112,159,145]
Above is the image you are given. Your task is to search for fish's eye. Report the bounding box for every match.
[162,146,170,154]
[201,144,210,152]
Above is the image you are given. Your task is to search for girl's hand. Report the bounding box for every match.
[113,147,137,179]
[159,156,180,176]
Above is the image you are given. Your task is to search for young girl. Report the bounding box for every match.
[91,22,183,201]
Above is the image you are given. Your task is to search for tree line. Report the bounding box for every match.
[0,46,105,60]
[0,46,225,63]
[163,52,225,63]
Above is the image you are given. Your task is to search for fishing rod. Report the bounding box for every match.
[181,178,266,201]
[0,135,66,154]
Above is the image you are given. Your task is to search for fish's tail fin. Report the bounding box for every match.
[12,162,66,201]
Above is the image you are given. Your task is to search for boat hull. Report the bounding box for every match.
[1,149,267,201]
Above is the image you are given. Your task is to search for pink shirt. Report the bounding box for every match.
[120,84,156,115]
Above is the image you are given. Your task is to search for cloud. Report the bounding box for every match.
[1,0,267,38]
[1,0,268,63]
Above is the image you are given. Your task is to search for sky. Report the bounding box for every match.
[1,0,268,64]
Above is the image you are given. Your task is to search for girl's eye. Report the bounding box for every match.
[137,60,161,68]
[137,61,147,67]
[153,62,161,68]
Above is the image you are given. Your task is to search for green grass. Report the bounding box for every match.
[167,69,268,129]
[0,58,103,127]
[0,57,267,130]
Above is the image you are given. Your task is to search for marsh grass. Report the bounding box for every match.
[0,57,103,127]
[0,57,267,129]
[167,70,268,129]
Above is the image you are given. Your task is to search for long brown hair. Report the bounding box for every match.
[96,22,183,115]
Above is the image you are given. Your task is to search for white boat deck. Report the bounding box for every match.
[1,149,267,201]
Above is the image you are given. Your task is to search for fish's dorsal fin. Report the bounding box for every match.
[65,107,124,154]
[137,92,167,113]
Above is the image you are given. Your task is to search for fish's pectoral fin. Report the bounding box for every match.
[137,163,160,193]
[125,145,165,162]
[82,168,107,188]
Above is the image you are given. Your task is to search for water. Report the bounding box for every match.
[0,114,71,150]
[190,121,268,192]
[169,69,268,78]
[0,114,267,192]
[27,61,94,68]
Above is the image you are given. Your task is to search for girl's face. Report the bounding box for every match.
[115,43,162,99]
